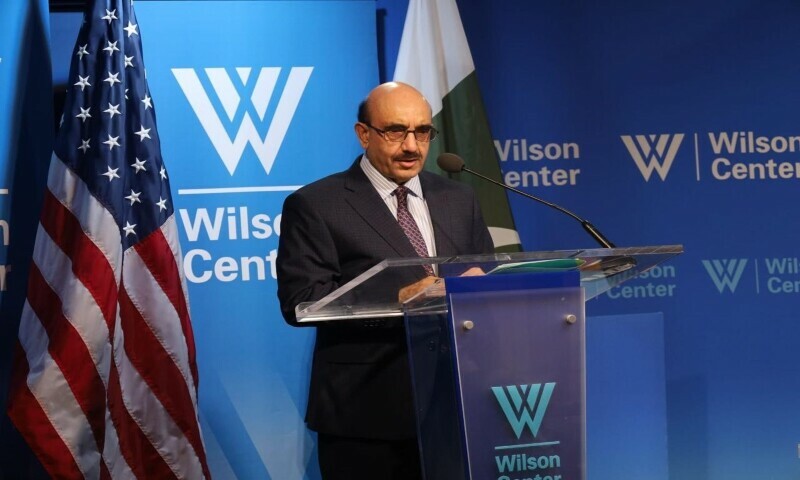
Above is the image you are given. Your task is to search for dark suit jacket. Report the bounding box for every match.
[276,158,494,439]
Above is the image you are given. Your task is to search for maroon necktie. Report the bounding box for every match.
[394,186,434,276]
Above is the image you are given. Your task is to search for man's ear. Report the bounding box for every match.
[354,122,369,148]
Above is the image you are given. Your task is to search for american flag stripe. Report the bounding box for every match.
[107,352,170,479]
[112,320,204,479]
[40,189,119,331]
[16,303,102,478]
[105,353,178,480]
[159,217,196,340]
[8,345,86,479]
[98,392,133,480]
[129,230,196,383]
[25,265,108,450]
[46,158,123,275]
[24,218,132,479]
[31,217,114,385]
[39,158,140,478]
[30,225,112,367]
[119,252,207,467]
[133,226,199,386]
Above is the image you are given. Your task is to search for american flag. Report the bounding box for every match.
[7,0,210,478]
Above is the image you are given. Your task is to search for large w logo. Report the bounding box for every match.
[491,383,555,439]
[172,67,313,175]
[702,259,748,293]
[621,134,684,181]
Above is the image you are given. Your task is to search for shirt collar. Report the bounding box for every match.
[360,154,424,200]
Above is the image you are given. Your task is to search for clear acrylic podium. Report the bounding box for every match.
[296,245,683,480]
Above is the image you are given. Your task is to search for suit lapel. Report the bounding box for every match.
[421,172,457,256]
[343,161,419,257]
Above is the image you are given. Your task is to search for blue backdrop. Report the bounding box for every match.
[451,1,800,479]
[135,1,377,478]
[0,1,52,476]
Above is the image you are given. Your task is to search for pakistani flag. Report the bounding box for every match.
[394,0,521,252]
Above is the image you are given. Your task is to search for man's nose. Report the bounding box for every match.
[401,130,419,152]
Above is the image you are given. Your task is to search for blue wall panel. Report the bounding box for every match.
[452,1,800,478]
[134,2,377,478]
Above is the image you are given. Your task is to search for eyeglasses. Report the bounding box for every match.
[364,123,438,143]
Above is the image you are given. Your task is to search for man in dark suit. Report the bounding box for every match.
[277,82,494,479]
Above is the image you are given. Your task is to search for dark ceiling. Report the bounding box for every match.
[50,0,85,13]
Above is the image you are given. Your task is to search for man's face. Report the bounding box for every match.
[355,85,433,184]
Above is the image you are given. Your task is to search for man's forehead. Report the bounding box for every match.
[370,97,432,123]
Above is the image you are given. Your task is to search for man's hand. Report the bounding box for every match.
[397,267,488,303]
[398,276,440,303]
[459,266,486,277]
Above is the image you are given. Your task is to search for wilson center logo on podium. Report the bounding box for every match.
[491,383,564,480]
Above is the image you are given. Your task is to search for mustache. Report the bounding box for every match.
[395,153,422,161]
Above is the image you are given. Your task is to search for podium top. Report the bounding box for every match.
[295,245,683,322]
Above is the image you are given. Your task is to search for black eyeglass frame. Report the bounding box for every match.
[363,122,439,143]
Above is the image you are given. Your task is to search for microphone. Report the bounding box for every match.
[437,153,617,249]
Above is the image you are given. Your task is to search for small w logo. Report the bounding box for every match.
[172,66,313,175]
[491,383,555,439]
[702,259,748,293]
[621,134,684,181]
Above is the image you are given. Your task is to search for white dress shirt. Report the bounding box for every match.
[360,155,437,257]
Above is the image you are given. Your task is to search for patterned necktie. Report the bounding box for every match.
[394,186,434,276]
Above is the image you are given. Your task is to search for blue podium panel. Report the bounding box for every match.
[450,288,584,480]
[424,272,585,480]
